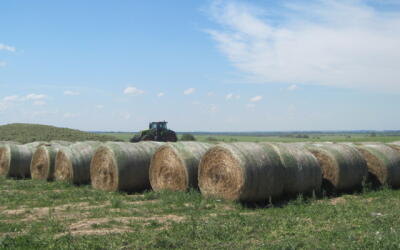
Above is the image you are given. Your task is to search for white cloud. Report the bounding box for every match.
[33,101,46,106]
[226,93,233,100]
[0,61,6,67]
[287,84,298,91]
[123,87,145,96]
[209,104,218,113]
[64,90,80,96]
[95,105,104,109]
[184,88,195,95]
[3,95,19,102]
[63,113,79,118]
[246,103,256,109]
[207,91,215,96]
[250,95,262,102]
[226,93,240,100]
[25,93,46,100]
[208,0,400,92]
[157,92,165,97]
[120,112,131,120]
[0,43,16,52]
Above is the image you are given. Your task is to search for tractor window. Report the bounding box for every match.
[160,123,167,129]
[150,123,157,129]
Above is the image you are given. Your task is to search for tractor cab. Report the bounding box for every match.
[149,121,168,130]
[130,121,177,142]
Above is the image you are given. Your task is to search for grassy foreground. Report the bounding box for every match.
[1,178,400,249]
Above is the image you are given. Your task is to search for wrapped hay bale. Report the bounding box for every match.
[90,141,163,192]
[30,141,73,181]
[54,141,102,184]
[149,142,212,191]
[355,143,400,187]
[0,142,44,178]
[198,143,285,202]
[305,143,368,191]
[264,143,322,195]
[388,142,400,153]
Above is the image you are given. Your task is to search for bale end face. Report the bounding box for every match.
[150,146,188,191]
[0,147,11,177]
[198,147,244,201]
[30,147,51,180]
[90,146,119,191]
[356,147,387,185]
[309,149,339,186]
[54,150,73,183]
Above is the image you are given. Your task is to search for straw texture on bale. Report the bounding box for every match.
[0,143,43,178]
[54,141,102,184]
[30,142,72,181]
[264,143,322,195]
[356,143,400,187]
[305,143,368,191]
[149,142,212,191]
[90,142,163,192]
[198,142,285,202]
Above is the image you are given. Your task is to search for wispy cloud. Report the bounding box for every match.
[184,88,195,95]
[123,87,144,96]
[226,93,240,100]
[0,61,6,67]
[25,93,46,100]
[207,0,400,92]
[0,43,16,52]
[226,93,233,100]
[287,84,298,91]
[0,93,47,110]
[157,92,165,97]
[3,95,19,102]
[64,90,80,96]
[33,100,46,106]
[250,96,262,102]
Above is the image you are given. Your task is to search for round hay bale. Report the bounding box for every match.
[0,143,43,178]
[305,143,368,191]
[198,142,285,202]
[90,141,164,192]
[149,142,212,191]
[388,142,400,153]
[54,141,102,185]
[355,143,400,187]
[264,143,322,195]
[30,142,72,181]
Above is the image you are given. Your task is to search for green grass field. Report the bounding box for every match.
[100,132,400,143]
[1,177,400,249]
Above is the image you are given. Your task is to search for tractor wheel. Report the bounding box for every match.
[163,130,178,142]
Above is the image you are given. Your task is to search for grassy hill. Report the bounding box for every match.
[0,123,119,143]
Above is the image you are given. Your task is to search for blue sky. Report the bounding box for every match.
[1,0,400,132]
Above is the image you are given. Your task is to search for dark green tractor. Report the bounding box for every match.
[130,121,178,142]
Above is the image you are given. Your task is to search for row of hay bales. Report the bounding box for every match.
[1,141,400,203]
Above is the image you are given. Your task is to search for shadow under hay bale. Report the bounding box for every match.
[90,141,164,192]
[54,141,102,185]
[198,142,286,202]
[30,141,73,181]
[149,142,212,192]
[355,143,400,188]
[305,143,368,192]
[0,142,45,178]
